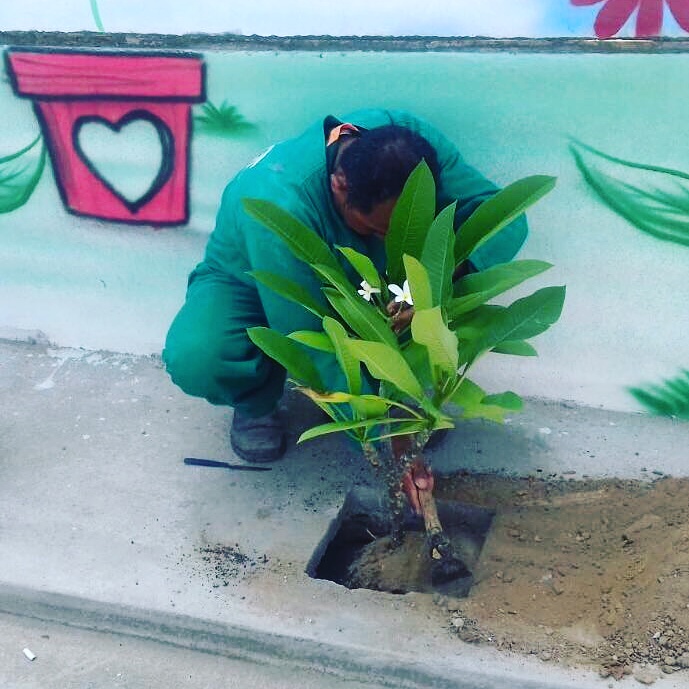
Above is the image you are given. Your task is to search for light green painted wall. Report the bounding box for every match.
[2,49,689,412]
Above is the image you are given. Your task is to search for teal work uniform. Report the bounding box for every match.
[163,109,527,417]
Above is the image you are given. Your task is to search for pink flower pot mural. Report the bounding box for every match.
[571,0,689,38]
[5,48,205,225]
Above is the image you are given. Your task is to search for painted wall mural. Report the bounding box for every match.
[0,134,46,214]
[571,139,689,417]
[571,0,689,38]
[4,48,205,225]
[4,0,689,38]
[2,48,689,415]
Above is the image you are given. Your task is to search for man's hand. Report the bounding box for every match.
[387,301,414,334]
[402,457,435,516]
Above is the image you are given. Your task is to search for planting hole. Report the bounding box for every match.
[308,486,494,596]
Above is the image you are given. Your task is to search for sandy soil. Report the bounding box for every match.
[347,473,689,682]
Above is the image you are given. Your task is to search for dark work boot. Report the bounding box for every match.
[230,408,286,463]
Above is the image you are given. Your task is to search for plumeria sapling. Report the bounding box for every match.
[242,160,564,584]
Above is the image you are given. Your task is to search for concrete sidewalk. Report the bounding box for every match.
[1,337,688,688]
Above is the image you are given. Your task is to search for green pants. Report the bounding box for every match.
[163,272,285,418]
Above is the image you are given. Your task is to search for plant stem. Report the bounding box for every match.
[362,442,380,468]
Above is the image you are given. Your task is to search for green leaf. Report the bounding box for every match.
[323,288,398,348]
[0,135,46,214]
[298,415,416,443]
[366,420,432,443]
[296,389,355,403]
[491,340,538,356]
[450,260,553,318]
[454,176,557,265]
[482,391,523,411]
[287,330,335,352]
[242,198,344,274]
[351,396,390,420]
[337,246,381,290]
[298,387,389,414]
[323,316,361,395]
[421,202,456,306]
[411,307,459,378]
[249,270,330,319]
[347,340,424,400]
[459,286,566,363]
[385,160,436,284]
[402,341,434,390]
[451,304,506,340]
[571,140,689,248]
[448,378,509,423]
[247,327,324,391]
[311,263,358,295]
[297,386,413,421]
[403,255,433,311]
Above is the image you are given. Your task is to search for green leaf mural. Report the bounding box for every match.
[89,0,105,32]
[571,139,689,248]
[194,101,257,137]
[572,140,689,418]
[0,135,46,214]
[630,370,689,420]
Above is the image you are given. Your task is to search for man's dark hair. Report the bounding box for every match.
[336,125,440,214]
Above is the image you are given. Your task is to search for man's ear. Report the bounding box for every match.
[330,169,348,196]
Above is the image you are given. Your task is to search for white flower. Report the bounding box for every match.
[388,279,413,306]
[357,280,380,302]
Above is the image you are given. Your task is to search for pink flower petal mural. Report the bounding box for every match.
[571,0,689,38]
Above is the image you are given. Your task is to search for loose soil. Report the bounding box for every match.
[346,473,689,681]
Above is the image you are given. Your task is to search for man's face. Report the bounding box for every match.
[330,170,397,240]
[341,197,398,240]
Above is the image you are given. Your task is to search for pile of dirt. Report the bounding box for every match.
[347,473,689,682]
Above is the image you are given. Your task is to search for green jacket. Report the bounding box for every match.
[191,108,527,390]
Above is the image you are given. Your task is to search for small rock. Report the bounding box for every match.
[662,665,678,674]
[539,651,552,661]
[634,666,661,685]
[676,652,689,668]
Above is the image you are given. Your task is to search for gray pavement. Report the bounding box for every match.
[2,337,689,688]
[0,610,394,689]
